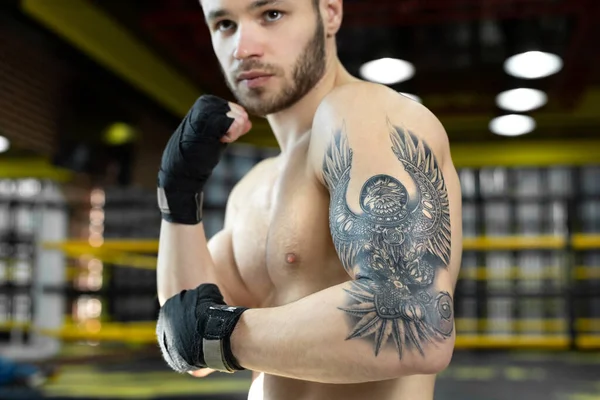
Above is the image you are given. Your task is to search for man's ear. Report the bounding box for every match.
[322,0,343,37]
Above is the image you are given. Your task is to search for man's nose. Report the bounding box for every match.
[233,24,264,60]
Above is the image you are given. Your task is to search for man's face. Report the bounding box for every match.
[202,0,326,116]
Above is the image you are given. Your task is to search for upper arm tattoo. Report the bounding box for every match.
[322,119,454,359]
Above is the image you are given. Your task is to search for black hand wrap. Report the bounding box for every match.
[158,95,234,224]
[156,284,248,374]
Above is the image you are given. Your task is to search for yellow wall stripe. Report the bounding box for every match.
[0,158,72,181]
[450,140,600,168]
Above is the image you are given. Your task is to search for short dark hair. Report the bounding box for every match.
[313,0,320,10]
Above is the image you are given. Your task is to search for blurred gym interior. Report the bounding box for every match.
[0,0,599,399]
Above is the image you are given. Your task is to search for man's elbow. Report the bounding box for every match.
[394,336,455,377]
[415,338,455,376]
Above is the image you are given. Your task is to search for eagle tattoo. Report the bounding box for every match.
[322,120,454,359]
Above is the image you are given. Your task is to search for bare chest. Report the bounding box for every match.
[230,156,349,307]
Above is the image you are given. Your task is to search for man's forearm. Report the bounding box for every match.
[155,95,243,307]
[156,221,217,305]
[229,280,454,384]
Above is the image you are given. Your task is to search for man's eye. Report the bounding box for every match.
[263,10,284,22]
[216,20,235,32]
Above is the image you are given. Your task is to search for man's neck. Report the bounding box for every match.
[266,59,355,154]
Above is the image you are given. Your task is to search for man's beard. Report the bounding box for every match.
[224,16,326,116]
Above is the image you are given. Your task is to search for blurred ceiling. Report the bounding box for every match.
[19,0,600,146]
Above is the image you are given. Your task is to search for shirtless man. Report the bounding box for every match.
[155,0,463,399]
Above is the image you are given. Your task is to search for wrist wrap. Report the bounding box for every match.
[157,284,247,374]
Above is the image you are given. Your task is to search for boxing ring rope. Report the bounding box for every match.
[3,235,599,349]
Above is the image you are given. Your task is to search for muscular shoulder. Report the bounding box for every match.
[308,81,451,175]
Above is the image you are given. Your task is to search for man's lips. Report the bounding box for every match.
[237,71,274,88]
[237,71,273,82]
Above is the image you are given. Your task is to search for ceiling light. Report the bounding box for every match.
[496,88,547,112]
[504,51,563,79]
[400,92,422,103]
[359,58,415,85]
[0,136,9,153]
[489,114,536,137]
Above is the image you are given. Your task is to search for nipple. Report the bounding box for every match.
[285,253,298,264]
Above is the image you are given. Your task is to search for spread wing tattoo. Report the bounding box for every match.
[323,119,454,359]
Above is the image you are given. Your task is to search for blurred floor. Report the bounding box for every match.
[1,347,599,400]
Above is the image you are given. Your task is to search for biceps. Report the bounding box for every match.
[324,123,451,274]
[207,230,255,307]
